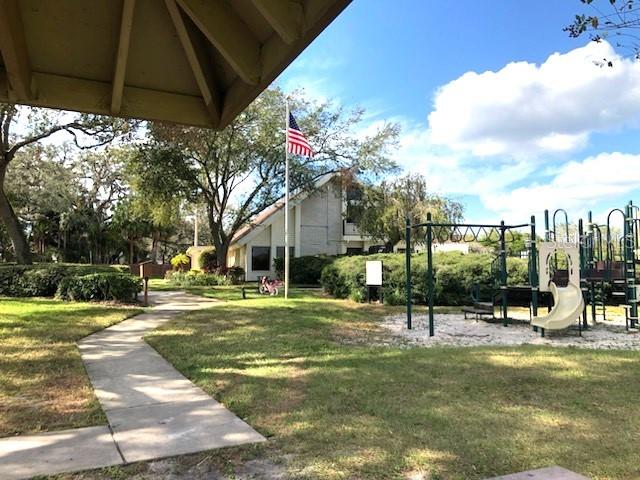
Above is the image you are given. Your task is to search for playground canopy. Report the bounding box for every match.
[0,0,351,129]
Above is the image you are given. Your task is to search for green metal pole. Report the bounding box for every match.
[544,209,550,241]
[588,211,596,324]
[426,212,435,337]
[500,220,508,327]
[405,218,412,330]
[578,219,588,329]
[630,201,638,328]
[530,215,539,332]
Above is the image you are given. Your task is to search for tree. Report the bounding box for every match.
[111,198,150,264]
[132,87,399,265]
[479,230,529,257]
[6,143,78,259]
[73,149,130,263]
[0,104,133,264]
[350,174,464,251]
[566,0,640,61]
[111,194,182,264]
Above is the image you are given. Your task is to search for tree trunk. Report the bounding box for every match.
[129,239,134,264]
[150,232,159,263]
[216,240,230,268]
[0,163,32,264]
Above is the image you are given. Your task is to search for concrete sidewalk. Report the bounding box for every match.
[487,466,589,479]
[0,291,265,480]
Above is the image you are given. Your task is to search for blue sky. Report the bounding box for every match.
[277,0,640,230]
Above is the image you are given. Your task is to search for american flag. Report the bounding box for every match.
[287,112,314,158]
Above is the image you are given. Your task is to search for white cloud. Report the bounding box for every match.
[393,117,640,223]
[481,152,640,222]
[428,41,640,158]
[395,123,535,199]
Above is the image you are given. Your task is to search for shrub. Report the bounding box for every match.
[273,255,335,284]
[320,252,529,306]
[56,273,141,302]
[166,270,227,287]
[222,266,245,285]
[0,264,130,297]
[199,250,218,272]
[166,265,245,286]
[170,253,190,271]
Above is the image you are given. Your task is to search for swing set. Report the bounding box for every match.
[405,201,640,337]
[404,213,539,336]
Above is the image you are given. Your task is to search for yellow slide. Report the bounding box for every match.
[531,281,584,331]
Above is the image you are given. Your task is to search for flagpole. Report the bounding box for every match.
[193,206,199,247]
[284,100,290,299]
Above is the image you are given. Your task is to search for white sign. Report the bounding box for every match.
[366,260,383,286]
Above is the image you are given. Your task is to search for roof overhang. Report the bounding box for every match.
[0,0,351,129]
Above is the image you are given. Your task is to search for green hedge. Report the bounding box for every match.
[165,267,245,287]
[273,255,335,284]
[199,250,218,272]
[320,252,528,306]
[0,264,129,297]
[56,273,141,302]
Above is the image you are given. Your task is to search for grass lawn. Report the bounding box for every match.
[139,290,640,480]
[0,298,141,436]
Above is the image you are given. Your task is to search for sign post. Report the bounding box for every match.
[365,260,383,303]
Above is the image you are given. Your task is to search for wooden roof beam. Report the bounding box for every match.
[0,0,32,100]
[111,0,135,115]
[177,0,261,86]
[252,0,303,45]
[165,0,220,125]
[0,71,215,128]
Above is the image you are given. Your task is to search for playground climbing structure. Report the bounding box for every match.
[404,201,640,337]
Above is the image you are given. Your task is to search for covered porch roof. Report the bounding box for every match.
[0,0,351,129]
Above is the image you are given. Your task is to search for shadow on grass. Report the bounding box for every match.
[145,297,640,479]
[0,298,140,436]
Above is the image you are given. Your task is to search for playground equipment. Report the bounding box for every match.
[404,213,539,336]
[531,242,584,333]
[531,282,584,331]
[578,203,640,330]
[404,201,640,337]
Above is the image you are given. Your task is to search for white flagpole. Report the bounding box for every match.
[284,100,290,299]
[193,206,199,247]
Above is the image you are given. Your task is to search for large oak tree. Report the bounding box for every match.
[0,104,133,264]
[132,88,400,265]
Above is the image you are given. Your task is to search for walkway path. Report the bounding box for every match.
[0,291,265,480]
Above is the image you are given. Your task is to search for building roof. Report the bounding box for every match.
[231,171,338,246]
[0,0,351,129]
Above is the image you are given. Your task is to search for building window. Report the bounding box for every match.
[346,185,363,202]
[346,247,363,256]
[276,246,295,259]
[345,185,363,223]
[251,246,271,271]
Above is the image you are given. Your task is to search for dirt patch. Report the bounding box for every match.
[60,451,290,480]
[380,313,640,350]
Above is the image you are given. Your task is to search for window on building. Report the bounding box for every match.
[346,185,363,202]
[276,246,295,259]
[346,247,363,256]
[251,246,271,271]
[345,185,363,223]
[346,203,359,224]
